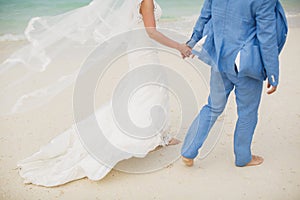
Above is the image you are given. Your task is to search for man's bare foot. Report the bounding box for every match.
[245,155,264,167]
[168,138,181,146]
[181,156,194,167]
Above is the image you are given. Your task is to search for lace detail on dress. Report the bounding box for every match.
[160,132,172,146]
[136,0,162,23]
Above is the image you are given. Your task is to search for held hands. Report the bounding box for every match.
[267,81,277,95]
[177,43,194,59]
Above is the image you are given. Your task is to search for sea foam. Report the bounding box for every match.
[0,34,26,42]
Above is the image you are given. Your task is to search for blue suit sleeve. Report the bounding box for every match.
[186,0,212,48]
[256,0,279,86]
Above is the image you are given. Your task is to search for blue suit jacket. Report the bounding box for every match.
[187,0,288,86]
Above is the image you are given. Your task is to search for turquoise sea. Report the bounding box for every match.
[0,0,299,39]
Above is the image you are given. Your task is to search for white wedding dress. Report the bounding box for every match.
[15,0,173,187]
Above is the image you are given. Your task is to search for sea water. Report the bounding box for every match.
[0,0,299,40]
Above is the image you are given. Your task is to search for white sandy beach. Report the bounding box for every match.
[0,27,299,200]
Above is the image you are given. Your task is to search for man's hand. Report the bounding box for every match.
[177,43,194,59]
[267,81,277,95]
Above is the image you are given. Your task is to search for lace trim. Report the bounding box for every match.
[160,132,172,146]
[137,1,159,23]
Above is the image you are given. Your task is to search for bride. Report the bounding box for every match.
[0,0,192,186]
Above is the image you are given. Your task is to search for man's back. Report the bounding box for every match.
[187,0,279,86]
[209,0,278,82]
[182,0,285,168]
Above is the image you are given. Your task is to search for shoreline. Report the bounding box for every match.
[0,13,300,41]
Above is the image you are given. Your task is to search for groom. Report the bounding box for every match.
[181,0,287,167]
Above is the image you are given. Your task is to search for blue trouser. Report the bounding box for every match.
[181,68,263,166]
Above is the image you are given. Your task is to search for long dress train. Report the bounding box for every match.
[16,0,172,187]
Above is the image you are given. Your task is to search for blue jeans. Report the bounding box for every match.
[181,69,263,166]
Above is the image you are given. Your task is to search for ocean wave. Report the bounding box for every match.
[286,13,300,18]
[1,10,299,42]
[0,34,26,42]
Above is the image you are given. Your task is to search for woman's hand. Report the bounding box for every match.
[140,0,193,59]
[177,43,192,59]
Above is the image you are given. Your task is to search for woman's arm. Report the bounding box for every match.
[140,0,191,57]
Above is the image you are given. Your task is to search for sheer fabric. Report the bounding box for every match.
[13,0,172,187]
[0,0,160,116]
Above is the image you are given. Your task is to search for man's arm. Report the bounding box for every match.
[256,0,279,94]
[186,0,212,48]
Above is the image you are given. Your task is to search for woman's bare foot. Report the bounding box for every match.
[167,138,181,146]
[149,145,162,153]
[245,155,264,167]
[181,156,194,167]
[149,138,181,153]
